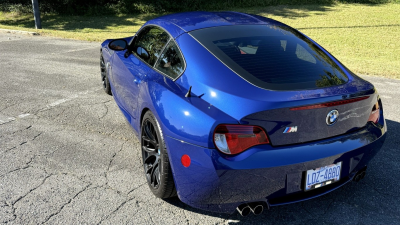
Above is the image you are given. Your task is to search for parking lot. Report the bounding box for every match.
[0,31,399,224]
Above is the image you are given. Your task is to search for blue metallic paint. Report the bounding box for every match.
[138,73,238,148]
[175,33,375,121]
[166,121,386,213]
[100,11,387,214]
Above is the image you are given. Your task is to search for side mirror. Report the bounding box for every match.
[108,39,128,51]
[136,46,150,60]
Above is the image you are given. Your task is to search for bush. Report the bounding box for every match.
[0,0,398,15]
[0,3,32,15]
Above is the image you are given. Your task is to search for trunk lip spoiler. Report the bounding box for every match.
[290,96,370,111]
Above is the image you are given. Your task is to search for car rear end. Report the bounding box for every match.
[166,97,386,214]
[167,21,387,214]
[167,122,386,213]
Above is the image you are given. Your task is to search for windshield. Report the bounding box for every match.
[190,25,348,90]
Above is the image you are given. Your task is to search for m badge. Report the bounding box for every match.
[283,126,297,133]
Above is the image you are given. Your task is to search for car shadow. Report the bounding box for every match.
[163,119,399,224]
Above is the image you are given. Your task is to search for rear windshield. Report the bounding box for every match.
[190,25,348,90]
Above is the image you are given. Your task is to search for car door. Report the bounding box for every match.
[112,26,170,121]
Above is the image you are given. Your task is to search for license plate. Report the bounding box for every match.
[304,162,342,191]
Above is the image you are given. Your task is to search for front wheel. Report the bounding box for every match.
[141,111,176,198]
[100,54,112,95]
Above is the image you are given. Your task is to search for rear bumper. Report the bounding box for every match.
[165,121,386,214]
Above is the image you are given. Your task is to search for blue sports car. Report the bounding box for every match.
[100,11,386,216]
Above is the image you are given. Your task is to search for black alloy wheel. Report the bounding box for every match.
[142,118,161,188]
[141,111,176,198]
[100,54,112,95]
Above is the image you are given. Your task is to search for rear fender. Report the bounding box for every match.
[138,78,238,149]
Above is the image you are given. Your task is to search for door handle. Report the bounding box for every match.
[134,79,141,84]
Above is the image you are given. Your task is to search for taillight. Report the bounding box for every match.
[368,100,380,124]
[213,125,269,155]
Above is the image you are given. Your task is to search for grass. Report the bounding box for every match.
[0,12,157,41]
[1,3,399,79]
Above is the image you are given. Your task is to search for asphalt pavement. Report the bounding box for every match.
[0,31,399,224]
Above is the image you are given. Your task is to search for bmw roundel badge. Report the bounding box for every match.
[326,110,339,126]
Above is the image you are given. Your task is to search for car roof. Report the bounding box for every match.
[145,11,287,38]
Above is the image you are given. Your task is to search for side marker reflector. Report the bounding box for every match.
[181,154,191,167]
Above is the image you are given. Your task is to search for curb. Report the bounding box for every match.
[0,28,39,36]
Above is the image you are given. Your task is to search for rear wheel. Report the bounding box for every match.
[141,111,176,198]
[100,54,112,95]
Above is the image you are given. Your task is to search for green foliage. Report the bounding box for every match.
[0,0,399,15]
[316,72,347,87]
[0,3,32,15]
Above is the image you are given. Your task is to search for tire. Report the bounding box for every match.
[100,54,112,95]
[141,111,176,198]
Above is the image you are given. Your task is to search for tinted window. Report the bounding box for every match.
[133,26,170,66]
[190,25,348,90]
[155,41,185,79]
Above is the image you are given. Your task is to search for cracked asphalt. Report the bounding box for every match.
[0,31,399,225]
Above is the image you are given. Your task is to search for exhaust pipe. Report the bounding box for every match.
[248,203,264,215]
[353,168,367,182]
[354,173,362,182]
[236,204,251,217]
[360,171,366,179]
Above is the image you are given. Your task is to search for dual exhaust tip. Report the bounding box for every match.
[353,170,366,182]
[237,202,265,216]
[353,166,367,182]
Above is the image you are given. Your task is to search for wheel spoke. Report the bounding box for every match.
[142,136,158,147]
[143,153,156,165]
[152,167,159,186]
[145,163,153,175]
[151,167,155,185]
[100,57,106,70]
[150,158,159,186]
[142,145,156,153]
[100,57,107,88]
[155,166,160,186]
[152,170,158,186]
[150,123,159,144]
[144,121,156,143]
[101,74,106,85]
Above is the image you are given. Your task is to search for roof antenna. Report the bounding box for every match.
[185,86,192,98]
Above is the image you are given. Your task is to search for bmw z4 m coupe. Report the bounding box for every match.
[100,11,386,216]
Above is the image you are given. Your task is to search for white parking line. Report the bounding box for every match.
[47,98,73,107]
[0,88,101,125]
[45,87,101,109]
[65,46,99,53]
[385,82,400,86]
[372,82,383,85]
[18,113,31,118]
[0,116,15,125]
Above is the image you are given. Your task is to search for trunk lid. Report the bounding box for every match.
[241,91,377,146]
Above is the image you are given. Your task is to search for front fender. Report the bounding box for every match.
[138,78,238,148]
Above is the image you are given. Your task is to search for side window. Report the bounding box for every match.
[133,26,170,66]
[155,41,185,79]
